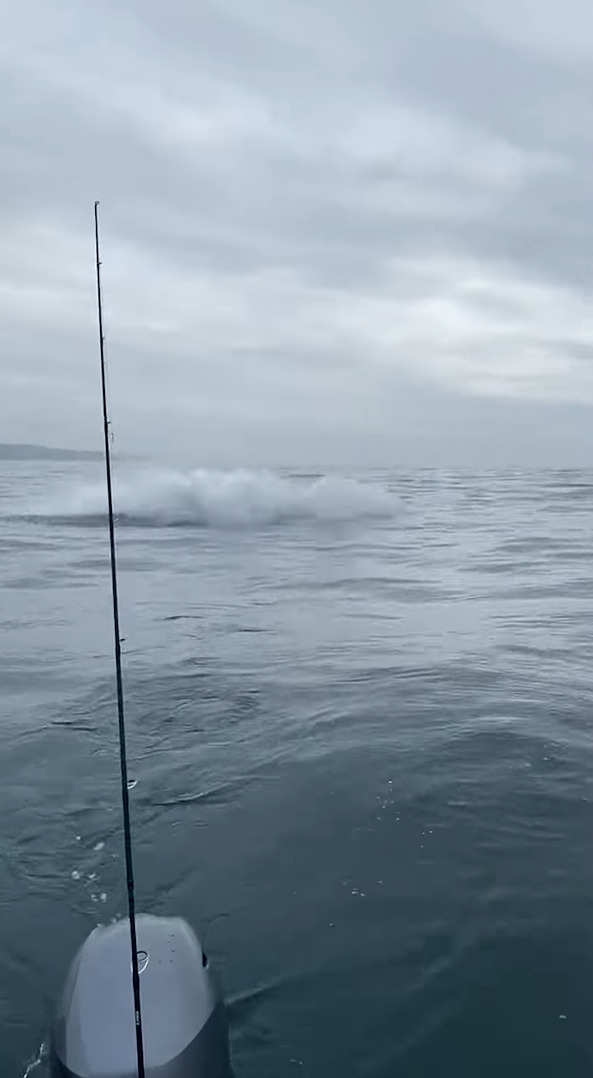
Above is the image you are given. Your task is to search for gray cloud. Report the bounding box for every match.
[1,0,593,466]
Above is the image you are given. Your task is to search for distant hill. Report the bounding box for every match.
[0,443,102,461]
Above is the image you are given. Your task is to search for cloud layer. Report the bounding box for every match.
[2,0,593,464]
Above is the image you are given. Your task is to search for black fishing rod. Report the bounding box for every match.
[50,205,232,1078]
[93,200,146,1078]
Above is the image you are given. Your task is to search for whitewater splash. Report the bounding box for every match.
[34,468,397,528]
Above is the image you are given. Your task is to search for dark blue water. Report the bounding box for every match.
[2,461,593,1077]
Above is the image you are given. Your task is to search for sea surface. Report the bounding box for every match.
[2,460,593,1077]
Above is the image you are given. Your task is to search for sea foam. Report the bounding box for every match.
[35,468,398,528]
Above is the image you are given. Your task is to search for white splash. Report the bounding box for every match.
[20,1043,46,1077]
[35,467,398,528]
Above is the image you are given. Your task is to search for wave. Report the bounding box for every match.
[31,468,398,528]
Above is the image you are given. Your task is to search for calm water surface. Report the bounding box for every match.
[2,461,593,1077]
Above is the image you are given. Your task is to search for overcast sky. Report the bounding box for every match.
[2,0,593,466]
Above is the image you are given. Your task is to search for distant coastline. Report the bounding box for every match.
[0,443,102,461]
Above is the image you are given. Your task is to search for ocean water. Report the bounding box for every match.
[2,460,593,1077]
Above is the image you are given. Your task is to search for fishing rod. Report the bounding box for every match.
[93,200,146,1078]
[49,206,232,1078]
